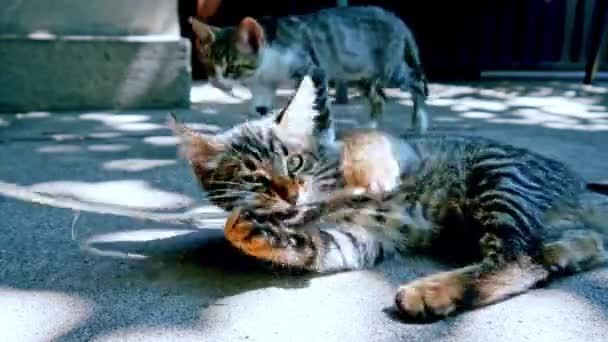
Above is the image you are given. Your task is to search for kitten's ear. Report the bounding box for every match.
[273,69,334,148]
[235,17,264,54]
[167,113,224,164]
[190,17,217,45]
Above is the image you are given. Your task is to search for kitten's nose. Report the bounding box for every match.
[255,106,269,115]
[271,176,299,205]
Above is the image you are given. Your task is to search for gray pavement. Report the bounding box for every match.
[1,81,608,341]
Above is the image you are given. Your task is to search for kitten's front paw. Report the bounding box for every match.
[224,208,316,268]
[224,208,279,260]
[395,272,467,320]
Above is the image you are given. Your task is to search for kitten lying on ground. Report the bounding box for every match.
[170,70,608,320]
[190,6,429,131]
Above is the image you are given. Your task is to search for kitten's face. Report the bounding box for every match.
[171,75,339,212]
[190,17,263,81]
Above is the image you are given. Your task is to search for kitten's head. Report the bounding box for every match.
[190,16,264,81]
[170,71,339,212]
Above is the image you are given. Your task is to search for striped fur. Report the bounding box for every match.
[225,133,606,320]
[173,75,607,321]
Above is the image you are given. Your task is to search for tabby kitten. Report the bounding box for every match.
[190,6,429,131]
[171,73,607,320]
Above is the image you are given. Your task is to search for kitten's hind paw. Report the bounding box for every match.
[395,272,466,320]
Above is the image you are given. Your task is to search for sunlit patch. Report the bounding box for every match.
[198,271,395,341]
[397,99,414,107]
[82,228,198,259]
[51,134,83,141]
[86,228,197,243]
[431,84,477,99]
[190,83,250,104]
[276,88,296,97]
[581,84,608,94]
[450,98,508,112]
[429,98,458,107]
[79,113,161,131]
[37,144,83,153]
[182,122,222,133]
[29,180,193,209]
[447,289,606,342]
[0,288,93,341]
[87,144,131,152]
[103,159,176,172]
[143,136,180,146]
[112,122,165,131]
[16,111,51,119]
[383,88,411,99]
[27,30,57,39]
[0,118,9,127]
[461,111,496,119]
[80,113,149,124]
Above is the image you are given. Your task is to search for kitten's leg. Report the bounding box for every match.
[224,208,385,272]
[361,80,386,129]
[395,233,550,320]
[411,89,429,134]
[334,80,349,104]
[542,229,606,275]
[393,63,429,133]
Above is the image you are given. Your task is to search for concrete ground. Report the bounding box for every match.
[1,81,608,342]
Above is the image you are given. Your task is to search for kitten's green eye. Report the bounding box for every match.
[286,154,304,174]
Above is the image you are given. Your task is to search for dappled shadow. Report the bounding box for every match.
[1,80,608,340]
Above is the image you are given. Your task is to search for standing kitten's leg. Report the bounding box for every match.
[395,233,550,320]
[334,80,349,104]
[411,89,429,134]
[224,208,385,272]
[391,62,429,133]
[360,80,386,129]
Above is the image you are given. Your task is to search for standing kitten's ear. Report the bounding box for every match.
[272,69,335,149]
[167,113,224,165]
[235,17,265,54]
[190,17,217,45]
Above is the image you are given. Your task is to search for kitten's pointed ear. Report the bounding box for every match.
[235,17,264,54]
[273,69,334,148]
[167,113,224,163]
[190,17,217,45]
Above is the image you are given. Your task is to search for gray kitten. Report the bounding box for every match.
[190,6,429,131]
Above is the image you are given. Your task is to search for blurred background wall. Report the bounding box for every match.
[180,0,607,82]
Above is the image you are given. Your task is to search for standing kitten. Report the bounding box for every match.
[171,73,608,320]
[190,6,429,131]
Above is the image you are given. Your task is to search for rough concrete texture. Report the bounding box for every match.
[0,81,608,341]
[0,36,191,112]
[0,0,180,36]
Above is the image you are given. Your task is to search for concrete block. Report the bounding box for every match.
[0,36,192,112]
[0,0,180,36]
